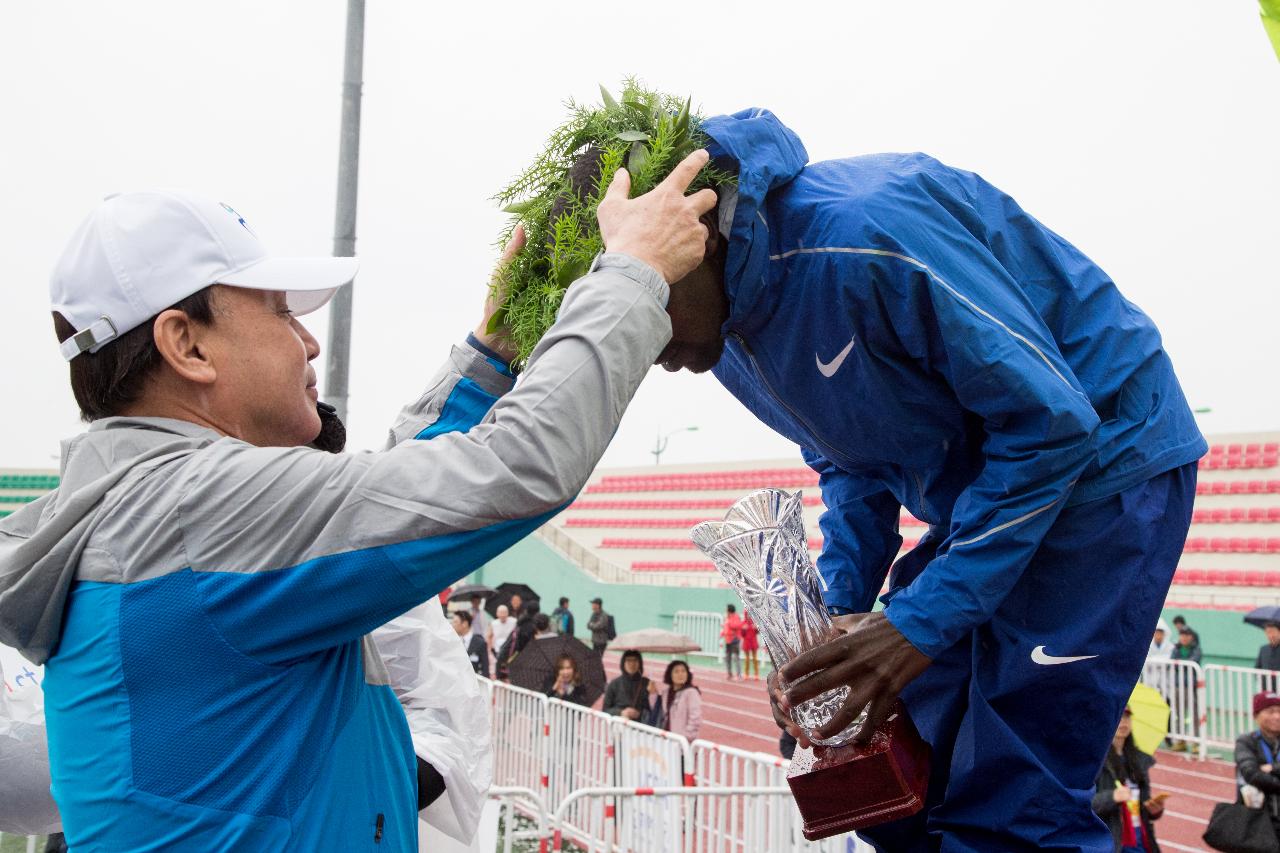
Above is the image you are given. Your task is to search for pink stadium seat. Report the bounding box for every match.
[1228,444,1245,456]
[1270,508,1280,523]
[1211,482,1230,495]
[1266,443,1280,454]
[1229,508,1248,523]
[1184,537,1208,553]
[1244,571,1271,587]
[1267,538,1280,554]
[1209,537,1231,552]
[1248,508,1268,523]
[1180,568,1208,585]
[1229,481,1249,495]
[1209,444,1226,456]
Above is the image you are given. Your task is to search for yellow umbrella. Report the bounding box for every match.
[1127,683,1170,756]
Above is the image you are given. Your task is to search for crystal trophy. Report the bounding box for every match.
[692,489,929,840]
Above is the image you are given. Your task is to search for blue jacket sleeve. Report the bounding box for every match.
[868,195,1101,659]
[801,448,902,614]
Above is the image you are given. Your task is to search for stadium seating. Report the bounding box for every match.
[0,474,59,490]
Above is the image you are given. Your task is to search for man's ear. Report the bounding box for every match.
[152,309,216,385]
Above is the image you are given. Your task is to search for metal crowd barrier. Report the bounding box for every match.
[1140,658,1280,758]
[486,678,870,852]
[672,611,724,662]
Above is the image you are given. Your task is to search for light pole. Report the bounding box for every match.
[651,426,699,465]
[325,0,365,426]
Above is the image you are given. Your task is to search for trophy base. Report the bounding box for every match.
[786,702,931,841]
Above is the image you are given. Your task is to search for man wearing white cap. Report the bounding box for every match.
[0,152,716,851]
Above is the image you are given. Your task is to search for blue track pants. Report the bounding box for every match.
[860,463,1196,852]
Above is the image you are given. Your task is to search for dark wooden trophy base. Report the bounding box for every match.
[786,702,931,841]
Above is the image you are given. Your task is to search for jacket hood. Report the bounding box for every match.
[0,418,215,663]
[702,108,808,333]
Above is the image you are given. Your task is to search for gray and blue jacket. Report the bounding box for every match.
[0,255,670,851]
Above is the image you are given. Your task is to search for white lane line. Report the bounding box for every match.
[1148,782,1234,803]
[1159,839,1211,853]
[1151,765,1239,784]
[1163,808,1209,827]
[702,719,778,747]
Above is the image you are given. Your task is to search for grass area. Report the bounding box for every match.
[497,811,584,853]
[0,835,45,853]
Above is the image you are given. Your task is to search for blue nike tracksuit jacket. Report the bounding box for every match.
[703,109,1206,660]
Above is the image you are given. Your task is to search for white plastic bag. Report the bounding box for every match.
[0,644,61,835]
[372,600,492,844]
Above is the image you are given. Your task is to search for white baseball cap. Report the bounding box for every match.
[50,189,359,360]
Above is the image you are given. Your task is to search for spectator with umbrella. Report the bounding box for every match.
[546,654,591,706]
[1234,691,1280,839]
[1246,607,1280,691]
[485,582,540,620]
[506,633,606,706]
[1091,689,1169,852]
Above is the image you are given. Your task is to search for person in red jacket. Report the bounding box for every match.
[740,613,761,681]
[721,604,743,681]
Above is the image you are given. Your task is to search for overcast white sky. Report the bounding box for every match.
[2,2,1277,469]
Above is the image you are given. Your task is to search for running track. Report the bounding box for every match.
[596,653,1234,852]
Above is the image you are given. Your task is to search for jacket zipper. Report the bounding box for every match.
[727,331,850,468]
[374,813,384,843]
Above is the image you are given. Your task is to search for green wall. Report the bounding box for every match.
[1160,606,1270,668]
[469,536,742,639]
[468,536,1271,670]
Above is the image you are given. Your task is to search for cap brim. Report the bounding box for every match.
[217,256,359,316]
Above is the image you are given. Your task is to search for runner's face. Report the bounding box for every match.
[656,261,729,374]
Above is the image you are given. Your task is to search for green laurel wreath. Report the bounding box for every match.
[490,79,735,367]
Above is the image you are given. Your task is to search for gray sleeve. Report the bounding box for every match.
[178,256,671,577]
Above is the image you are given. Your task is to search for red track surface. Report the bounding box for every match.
[596,652,1234,852]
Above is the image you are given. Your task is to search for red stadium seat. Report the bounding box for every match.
[1229,508,1248,523]
[1267,538,1280,554]
[1184,538,1208,553]
[1180,568,1209,585]
[1248,508,1269,523]
[1210,537,1231,553]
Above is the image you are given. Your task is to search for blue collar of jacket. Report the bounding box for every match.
[702,108,808,337]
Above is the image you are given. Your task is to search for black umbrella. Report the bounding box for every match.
[1244,605,1280,628]
[485,582,540,617]
[451,583,497,600]
[507,635,607,706]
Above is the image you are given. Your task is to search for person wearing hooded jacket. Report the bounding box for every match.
[603,650,651,720]
[632,108,1205,851]
[0,158,715,852]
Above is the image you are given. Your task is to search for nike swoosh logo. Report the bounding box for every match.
[815,336,856,378]
[1031,645,1099,666]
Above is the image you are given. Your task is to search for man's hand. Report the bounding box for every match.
[781,612,931,745]
[597,149,718,284]
[1113,787,1131,803]
[474,225,526,362]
